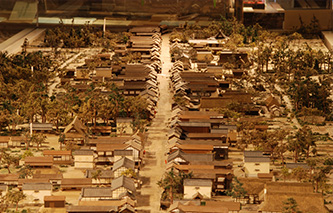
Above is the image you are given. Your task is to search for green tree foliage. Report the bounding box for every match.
[157,169,193,204]
[227,177,247,202]
[0,149,19,173]
[121,168,137,178]
[288,126,316,162]
[282,197,302,213]
[289,78,331,116]
[6,190,26,211]
[28,133,46,150]
[18,166,33,179]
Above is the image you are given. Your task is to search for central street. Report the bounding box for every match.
[138,34,173,212]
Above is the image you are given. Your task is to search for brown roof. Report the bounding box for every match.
[172,164,214,171]
[24,156,53,166]
[238,178,268,195]
[265,182,313,194]
[18,178,49,185]
[43,150,71,156]
[265,95,280,108]
[33,173,63,180]
[79,199,136,207]
[44,196,66,202]
[0,136,10,142]
[88,137,131,145]
[61,178,92,186]
[187,133,227,139]
[190,169,233,176]
[64,116,87,136]
[173,144,214,151]
[259,192,327,213]
[200,97,251,109]
[205,201,241,211]
[0,174,19,181]
[96,143,128,152]
[177,204,229,213]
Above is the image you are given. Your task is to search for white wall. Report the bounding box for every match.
[244,162,270,177]
[184,185,211,199]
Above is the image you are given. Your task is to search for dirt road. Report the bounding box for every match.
[138,34,173,212]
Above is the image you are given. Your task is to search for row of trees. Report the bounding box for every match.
[44,25,131,51]
[0,49,149,133]
[239,126,318,163]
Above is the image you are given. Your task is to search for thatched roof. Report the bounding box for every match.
[64,116,87,136]
[259,192,327,213]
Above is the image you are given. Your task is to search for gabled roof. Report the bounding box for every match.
[167,150,213,163]
[111,176,136,193]
[112,157,135,171]
[64,116,87,136]
[259,192,327,213]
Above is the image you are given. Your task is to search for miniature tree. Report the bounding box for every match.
[282,197,301,213]
[6,190,26,211]
[227,177,247,202]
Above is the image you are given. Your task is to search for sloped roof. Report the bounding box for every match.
[81,187,112,198]
[167,150,213,163]
[111,176,136,193]
[43,150,71,156]
[112,157,135,171]
[96,143,128,152]
[85,170,113,179]
[183,179,212,187]
[0,174,19,181]
[22,183,52,190]
[259,192,327,213]
[64,116,87,136]
[66,206,118,213]
[25,156,53,166]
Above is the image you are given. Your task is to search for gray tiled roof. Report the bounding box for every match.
[111,176,136,193]
[22,183,52,190]
[112,157,135,171]
[168,150,213,163]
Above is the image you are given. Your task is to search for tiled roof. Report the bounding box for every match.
[111,176,136,193]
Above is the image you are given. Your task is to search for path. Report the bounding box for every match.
[48,51,85,97]
[274,84,301,129]
[138,34,173,212]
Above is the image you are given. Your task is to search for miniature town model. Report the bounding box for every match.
[0,0,333,213]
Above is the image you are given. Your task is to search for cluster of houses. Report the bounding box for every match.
[0,26,166,213]
[0,116,144,212]
[158,34,330,212]
[60,27,162,126]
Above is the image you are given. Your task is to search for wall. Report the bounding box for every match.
[283,9,332,30]
[244,162,270,177]
[184,185,212,199]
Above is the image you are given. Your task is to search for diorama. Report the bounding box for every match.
[0,0,332,212]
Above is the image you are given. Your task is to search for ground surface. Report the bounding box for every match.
[137,34,172,213]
